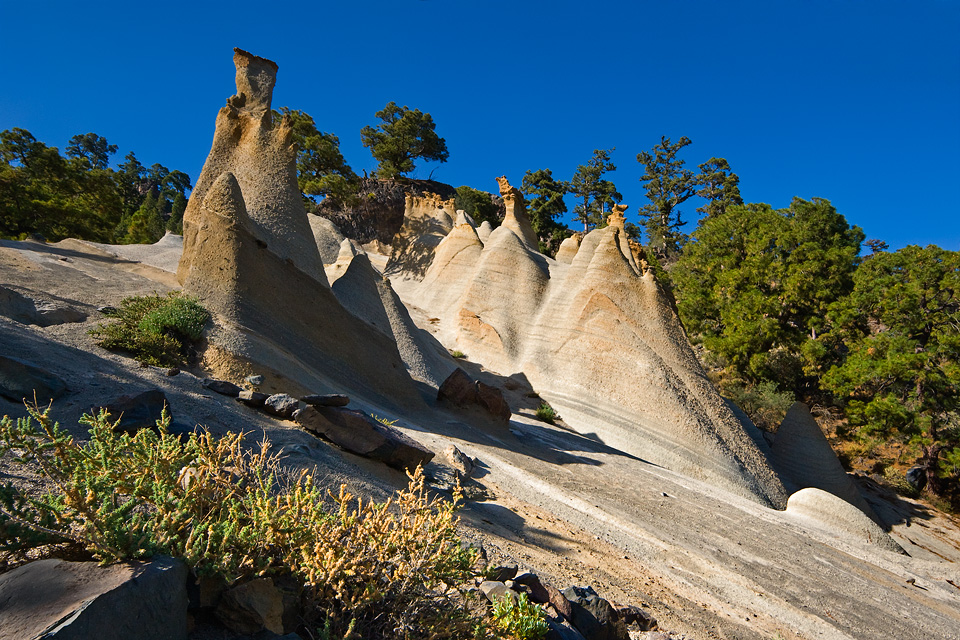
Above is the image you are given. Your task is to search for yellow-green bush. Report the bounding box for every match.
[0,404,487,638]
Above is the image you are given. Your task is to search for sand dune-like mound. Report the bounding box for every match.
[785,487,905,553]
[309,213,347,265]
[770,402,878,517]
[177,50,423,410]
[403,187,787,508]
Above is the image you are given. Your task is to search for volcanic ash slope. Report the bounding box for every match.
[404,191,787,508]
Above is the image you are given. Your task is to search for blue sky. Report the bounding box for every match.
[1,1,957,250]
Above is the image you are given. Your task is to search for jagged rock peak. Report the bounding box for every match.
[495,176,539,249]
[607,203,628,230]
[232,48,278,113]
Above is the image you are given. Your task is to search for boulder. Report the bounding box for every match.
[264,394,301,419]
[442,444,476,477]
[0,556,187,640]
[562,586,629,640]
[215,577,285,636]
[906,466,927,492]
[237,390,269,407]
[547,617,589,640]
[480,580,516,605]
[201,378,242,397]
[616,605,657,631]
[301,393,350,407]
[102,389,171,433]
[438,368,511,424]
[295,405,434,470]
[0,354,67,403]
[514,571,551,605]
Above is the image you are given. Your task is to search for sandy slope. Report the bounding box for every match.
[2,237,959,640]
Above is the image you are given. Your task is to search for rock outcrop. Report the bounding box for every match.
[402,182,787,508]
[385,192,458,278]
[176,49,423,409]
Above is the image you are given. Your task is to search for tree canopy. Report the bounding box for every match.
[360,102,448,180]
[274,107,360,208]
[569,149,620,232]
[820,245,960,496]
[521,168,571,255]
[636,136,698,258]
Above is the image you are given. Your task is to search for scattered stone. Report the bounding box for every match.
[0,556,187,640]
[301,393,350,407]
[906,466,927,492]
[215,577,285,635]
[102,389,171,433]
[295,405,434,470]
[480,580,516,605]
[437,368,511,424]
[546,583,573,620]
[237,390,269,407]
[488,565,518,583]
[616,605,657,631]
[202,378,242,397]
[276,443,311,458]
[263,394,301,419]
[187,571,229,610]
[166,367,181,376]
[442,444,476,477]
[547,616,589,640]
[0,354,68,403]
[562,586,629,640]
[245,374,265,387]
[514,571,551,604]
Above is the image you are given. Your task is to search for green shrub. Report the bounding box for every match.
[450,350,467,359]
[89,292,209,366]
[721,379,794,432]
[0,403,485,638]
[534,402,557,425]
[492,592,548,640]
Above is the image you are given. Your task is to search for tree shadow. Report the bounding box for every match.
[0,239,139,266]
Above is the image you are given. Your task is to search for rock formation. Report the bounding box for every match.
[401,183,787,508]
[178,48,325,285]
[176,50,423,410]
[384,192,457,278]
[496,176,539,249]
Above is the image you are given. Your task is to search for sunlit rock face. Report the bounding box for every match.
[404,182,788,508]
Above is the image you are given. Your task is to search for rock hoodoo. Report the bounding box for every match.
[401,181,787,508]
[176,50,424,409]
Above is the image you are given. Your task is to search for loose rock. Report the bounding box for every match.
[301,393,350,407]
[442,444,476,477]
[0,555,187,640]
[480,580,516,605]
[0,354,68,403]
[264,394,301,419]
[616,605,657,631]
[102,389,170,433]
[202,378,243,397]
[237,389,269,407]
[562,585,628,640]
[215,577,285,635]
[295,405,434,470]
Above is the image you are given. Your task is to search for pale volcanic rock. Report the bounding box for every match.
[384,192,457,279]
[178,48,325,285]
[554,235,580,264]
[496,176,539,249]
[407,201,787,508]
[785,487,906,554]
[477,220,493,243]
[770,402,878,518]
[308,213,347,265]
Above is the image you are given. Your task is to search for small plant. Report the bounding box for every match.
[450,350,467,359]
[371,414,398,426]
[534,402,557,425]
[492,592,548,640]
[89,292,209,366]
[0,403,485,638]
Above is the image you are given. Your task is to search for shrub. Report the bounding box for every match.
[534,403,557,425]
[0,404,485,638]
[721,379,794,432]
[450,350,467,359]
[492,592,548,640]
[89,292,209,366]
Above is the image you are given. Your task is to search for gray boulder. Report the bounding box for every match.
[0,555,187,640]
[295,405,434,470]
[301,393,350,407]
[237,389,269,407]
[562,585,628,640]
[0,355,68,403]
[202,378,242,397]
[264,394,301,419]
[215,577,285,635]
[102,389,171,433]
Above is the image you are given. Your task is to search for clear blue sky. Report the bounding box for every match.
[1,1,957,250]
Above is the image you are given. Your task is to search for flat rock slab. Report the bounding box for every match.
[0,555,188,640]
[0,354,68,403]
[295,405,433,470]
[101,388,171,433]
